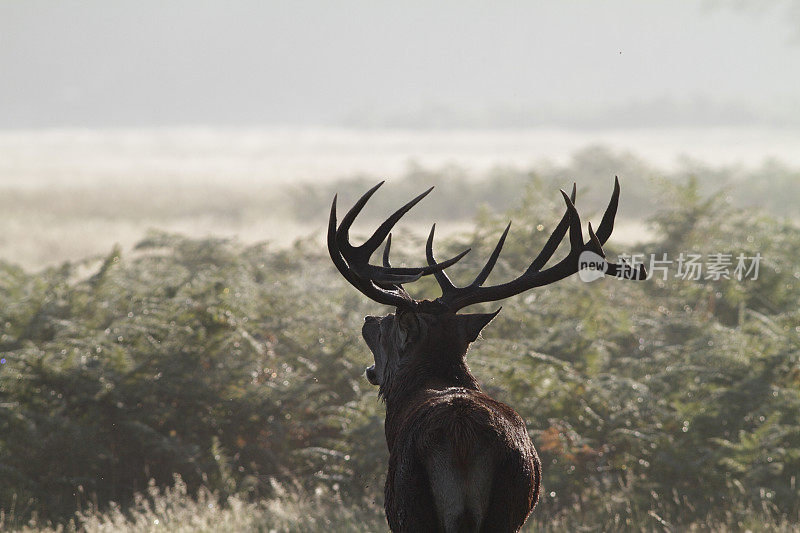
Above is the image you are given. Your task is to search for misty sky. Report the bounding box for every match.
[1,0,799,128]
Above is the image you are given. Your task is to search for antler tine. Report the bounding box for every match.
[375,247,470,278]
[328,194,359,285]
[383,234,392,267]
[560,189,585,252]
[426,224,457,293]
[587,222,604,256]
[528,183,575,273]
[595,176,619,244]
[470,221,512,288]
[335,181,385,257]
[357,186,434,264]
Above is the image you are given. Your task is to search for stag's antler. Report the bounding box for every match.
[426,177,646,312]
[329,179,646,312]
[327,181,470,308]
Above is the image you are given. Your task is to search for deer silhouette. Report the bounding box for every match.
[328,180,646,532]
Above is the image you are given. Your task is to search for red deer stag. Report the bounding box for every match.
[327,179,646,532]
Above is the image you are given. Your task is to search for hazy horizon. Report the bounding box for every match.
[2,1,800,129]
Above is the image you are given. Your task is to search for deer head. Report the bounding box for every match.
[328,180,646,393]
[361,307,498,392]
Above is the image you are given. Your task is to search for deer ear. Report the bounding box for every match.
[459,308,501,344]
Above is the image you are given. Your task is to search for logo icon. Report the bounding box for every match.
[578,250,608,282]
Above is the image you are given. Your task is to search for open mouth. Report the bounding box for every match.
[365,365,379,385]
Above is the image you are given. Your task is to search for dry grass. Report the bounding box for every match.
[2,477,385,533]
[4,477,797,533]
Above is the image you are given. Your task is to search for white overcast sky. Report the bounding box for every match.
[1,0,798,127]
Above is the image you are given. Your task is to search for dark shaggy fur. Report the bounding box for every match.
[370,311,541,532]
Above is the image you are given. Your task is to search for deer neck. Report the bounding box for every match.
[382,352,480,448]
